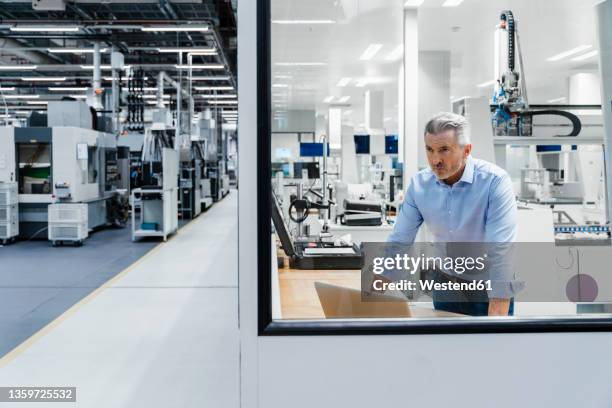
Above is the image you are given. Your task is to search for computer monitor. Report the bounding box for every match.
[354,135,370,154]
[299,142,330,157]
[271,190,296,257]
[271,162,291,177]
[385,135,398,154]
[293,162,320,179]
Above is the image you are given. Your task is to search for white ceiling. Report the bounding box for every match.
[271,0,603,133]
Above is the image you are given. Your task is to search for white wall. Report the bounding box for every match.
[418,51,451,169]
[239,2,612,408]
[272,110,315,133]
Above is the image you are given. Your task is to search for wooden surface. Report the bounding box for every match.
[277,251,461,319]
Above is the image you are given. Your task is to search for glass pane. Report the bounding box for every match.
[269,0,612,323]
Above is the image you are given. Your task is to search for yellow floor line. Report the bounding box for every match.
[0,194,229,366]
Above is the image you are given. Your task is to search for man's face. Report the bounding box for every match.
[425,129,471,181]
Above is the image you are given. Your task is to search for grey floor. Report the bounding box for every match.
[0,222,160,357]
[0,191,239,408]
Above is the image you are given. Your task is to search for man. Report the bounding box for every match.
[385,112,518,316]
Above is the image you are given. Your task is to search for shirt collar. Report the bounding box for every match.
[459,155,475,184]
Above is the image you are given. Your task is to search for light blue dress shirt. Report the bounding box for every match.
[387,156,520,298]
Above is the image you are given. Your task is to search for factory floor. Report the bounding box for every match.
[0,191,239,408]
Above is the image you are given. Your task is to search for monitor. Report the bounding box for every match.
[293,162,320,179]
[299,142,330,157]
[385,135,398,154]
[354,135,370,154]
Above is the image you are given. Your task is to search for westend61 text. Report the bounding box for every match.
[371,279,493,292]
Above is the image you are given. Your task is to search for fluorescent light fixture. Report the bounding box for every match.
[274,62,327,66]
[10,26,79,32]
[69,95,87,99]
[384,117,393,121]
[442,0,464,6]
[274,75,292,79]
[194,86,234,91]
[547,45,592,62]
[26,101,48,105]
[360,44,383,60]
[48,48,108,54]
[272,84,288,88]
[4,95,40,99]
[272,20,336,24]
[547,97,567,103]
[81,65,132,70]
[200,94,237,99]
[157,47,217,54]
[404,0,425,7]
[0,65,37,71]
[103,76,149,81]
[323,96,334,103]
[0,87,16,91]
[571,50,599,61]
[141,25,208,32]
[336,77,351,87]
[190,76,230,81]
[477,80,496,88]
[142,94,171,99]
[385,45,404,61]
[21,77,66,82]
[145,100,169,105]
[175,64,225,70]
[48,87,88,91]
[207,100,238,105]
[356,79,369,87]
[338,96,350,103]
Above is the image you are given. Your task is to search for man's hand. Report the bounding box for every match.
[488,298,510,316]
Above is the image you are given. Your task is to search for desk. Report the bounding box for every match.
[277,257,461,319]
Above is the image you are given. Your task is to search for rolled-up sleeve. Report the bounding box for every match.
[484,174,522,299]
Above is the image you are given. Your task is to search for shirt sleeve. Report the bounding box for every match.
[387,179,423,245]
[484,174,522,299]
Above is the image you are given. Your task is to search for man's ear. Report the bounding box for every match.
[464,143,472,157]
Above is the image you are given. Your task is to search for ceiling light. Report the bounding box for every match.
[547,45,592,62]
[0,65,38,71]
[200,94,237,99]
[194,86,234,91]
[69,95,87,99]
[141,25,209,32]
[146,100,169,105]
[0,87,16,91]
[323,96,334,103]
[360,44,383,60]
[477,80,496,88]
[571,50,599,61]
[338,96,350,103]
[21,77,66,82]
[274,75,292,79]
[442,0,464,6]
[547,97,567,103]
[47,48,108,54]
[190,76,230,81]
[207,100,238,105]
[48,87,88,91]
[272,84,288,88]
[10,26,79,32]
[356,79,369,87]
[336,77,351,87]
[4,95,40,99]
[175,64,225,70]
[103,77,149,81]
[274,62,327,66]
[26,101,48,105]
[385,45,403,61]
[157,47,217,54]
[404,0,425,7]
[142,94,171,99]
[272,20,336,24]
[384,117,392,121]
[81,65,132,70]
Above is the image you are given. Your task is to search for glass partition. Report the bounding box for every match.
[262,0,612,332]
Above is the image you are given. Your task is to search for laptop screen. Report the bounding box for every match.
[271,190,296,257]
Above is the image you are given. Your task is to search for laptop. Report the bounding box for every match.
[315,282,412,318]
[271,191,363,270]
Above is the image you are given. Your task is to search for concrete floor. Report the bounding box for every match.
[0,192,239,408]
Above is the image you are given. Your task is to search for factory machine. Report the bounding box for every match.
[0,101,129,245]
[198,109,230,206]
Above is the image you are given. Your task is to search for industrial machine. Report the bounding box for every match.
[0,182,19,245]
[492,10,582,137]
[0,101,127,243]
